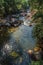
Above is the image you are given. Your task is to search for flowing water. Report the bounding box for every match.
[9,16,36,51]
[0,15,36,65]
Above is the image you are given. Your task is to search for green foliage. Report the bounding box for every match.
[29,0,43,49]
[0,0,28,16]
[0,27,10,49]
[22,1,28,9]
[33,11,43,23]
[31,61,41,65]
[33,23,43,39]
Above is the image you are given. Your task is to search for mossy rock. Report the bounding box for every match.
[10,51,19,58]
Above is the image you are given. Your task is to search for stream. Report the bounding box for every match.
[9,16,36,51]
[0,14,36,65]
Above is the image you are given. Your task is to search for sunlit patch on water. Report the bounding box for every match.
[23,19,31,26]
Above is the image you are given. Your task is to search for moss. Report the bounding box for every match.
[10,51,19,58]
